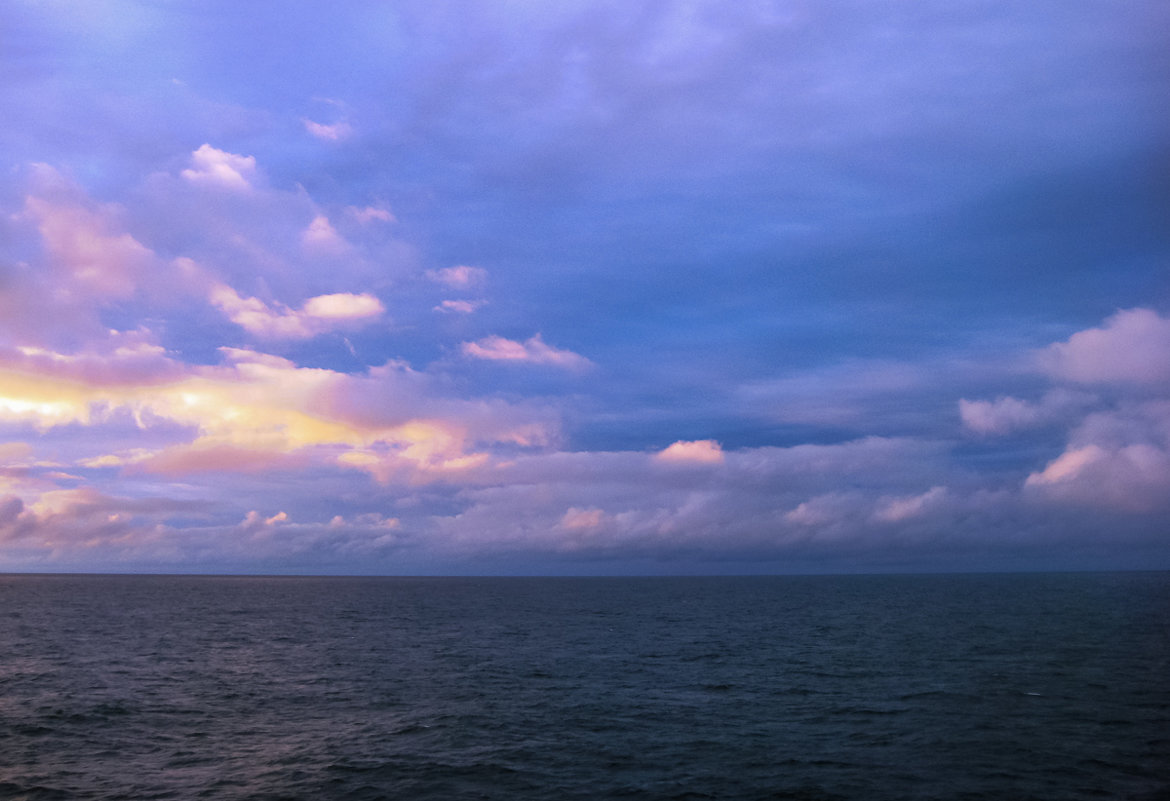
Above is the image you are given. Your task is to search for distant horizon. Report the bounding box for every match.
[6,566,1169,580]
[2,1,1168,575]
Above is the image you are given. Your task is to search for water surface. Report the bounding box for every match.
[1,573,1167,799]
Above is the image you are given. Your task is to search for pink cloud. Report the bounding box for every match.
[24,194,153,300]
[872,486,948,522]
[560,506,606,530]
[1039,308,1170,385]
[132,444,309,476]
[2,329,179,386]
[655,439,725,464]
[461,334,591,369]
[1026,444,1106,485]
[1025,442,1170,512]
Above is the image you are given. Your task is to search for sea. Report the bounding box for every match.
[0,572,1167,801]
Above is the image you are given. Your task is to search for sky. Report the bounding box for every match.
[0,0,1168,575]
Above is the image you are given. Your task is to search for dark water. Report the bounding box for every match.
[0,573,1167,801]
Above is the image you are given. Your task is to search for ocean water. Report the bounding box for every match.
[0,573,1167,801]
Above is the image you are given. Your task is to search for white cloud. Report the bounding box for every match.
[302,293,384,320]
[209,284,384,339]
[180,144,256,191]
[461,334,591,370]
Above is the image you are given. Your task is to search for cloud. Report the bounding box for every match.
[302,293,383,319]
[977,312,1170,513]
[180,144,257,191]
[302,118,354,141]
[0,338,554,493]
[1027,444,1105,485]
[133,444,308,476]
[434,299,486,314]
[22,173,155,301]
[1025,442,1170,512]
[873,486,948,522]
[461,334,591,370]
[655,439,724,464]
[559,506,606,530]
[426,265,488,289]
[959,390,1091,435]
[209,284,384,339]
[1038,308,1170,385]
[1022,400,1170,512]
[738,361,928,429]
[347,205,396,224]
[2,0,1166,578]
[301,215,348,251]
[959,396,1043,435]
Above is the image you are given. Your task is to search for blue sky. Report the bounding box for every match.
[1,0,1167,574]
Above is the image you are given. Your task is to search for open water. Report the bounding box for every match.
[0,572,1167,800]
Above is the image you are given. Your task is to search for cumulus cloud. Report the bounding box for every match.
[1038,308,1170,385]
[461,334,591,370]
[180,144,257,191]
[1025,442,1170,512]
[989,311,1170,513]
[655,439,724,464]
[427,265,488,289]
[1022,400,1170,513]
[209,284,384,339]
